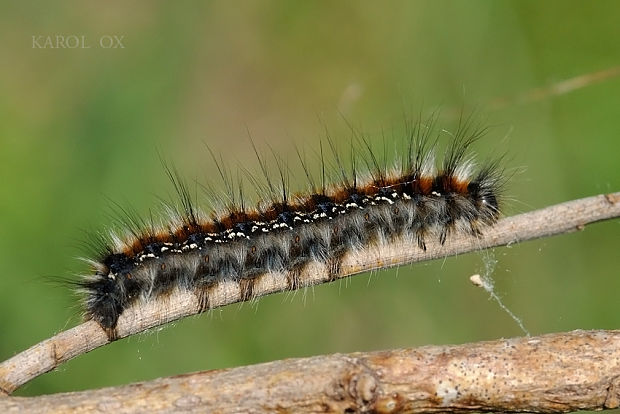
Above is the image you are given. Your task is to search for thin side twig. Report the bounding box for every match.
[1,330,620,413]
[0,192,619,395]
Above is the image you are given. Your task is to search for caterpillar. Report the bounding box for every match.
[78,116,505,340]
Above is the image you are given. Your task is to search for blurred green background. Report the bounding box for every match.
[1,0,619,399]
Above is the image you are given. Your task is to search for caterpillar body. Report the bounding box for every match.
[78,117,505,339]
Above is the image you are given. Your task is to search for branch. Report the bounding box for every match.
[2,330,619,413]
[1,192,619,395]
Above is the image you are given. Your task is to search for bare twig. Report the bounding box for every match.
[1,192,619,396]
[2,330,619,413]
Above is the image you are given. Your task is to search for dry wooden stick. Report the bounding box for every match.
[1,192,619,396]
[2,330,619,413]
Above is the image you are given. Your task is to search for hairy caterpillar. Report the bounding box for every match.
[78,116,505,340]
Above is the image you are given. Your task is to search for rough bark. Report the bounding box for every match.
[2,330,619,413]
